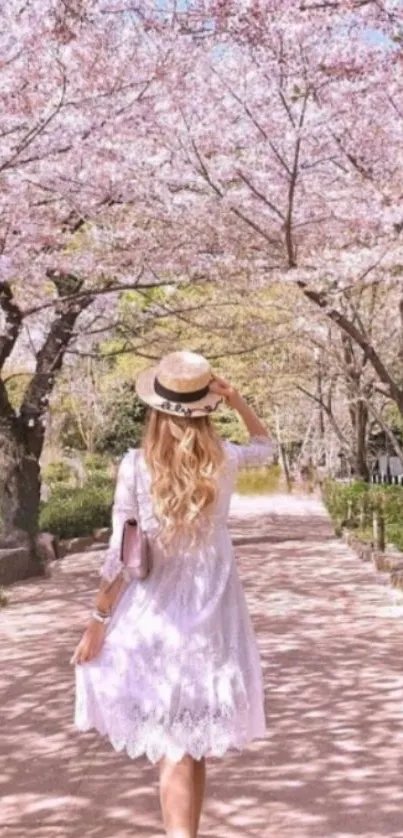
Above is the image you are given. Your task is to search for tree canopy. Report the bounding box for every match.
[1,0,403,565]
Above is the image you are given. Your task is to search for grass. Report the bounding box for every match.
[322,479,403,552]
[236,464,282,495]
[385,524,403,552]
[0,587,9,607]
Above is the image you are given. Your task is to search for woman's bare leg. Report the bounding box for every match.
[192,758,206,836]
[159,754,196,838]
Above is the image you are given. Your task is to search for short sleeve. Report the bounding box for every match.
[99,449,138,583]
[225,435,276,470]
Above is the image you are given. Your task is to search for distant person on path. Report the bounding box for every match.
[72,350,275,838]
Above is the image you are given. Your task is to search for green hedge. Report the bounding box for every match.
[39,481,114,539]
[39,464,283,540]
[322,479,371,521]
[322,479,403,551]
[42,460,75,488]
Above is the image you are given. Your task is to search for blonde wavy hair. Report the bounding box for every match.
[142,409,225,548]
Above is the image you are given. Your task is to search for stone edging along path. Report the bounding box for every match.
[59,503,403,597]
[341,528,403,593]
[0,529,111,587]
[3,490,403,590]
[45,497,403,590]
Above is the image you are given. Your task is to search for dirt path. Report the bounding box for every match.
[2,493,403,838]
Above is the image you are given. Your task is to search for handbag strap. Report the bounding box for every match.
[132,448,142,527]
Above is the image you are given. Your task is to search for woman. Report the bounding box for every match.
[72,350,276,838]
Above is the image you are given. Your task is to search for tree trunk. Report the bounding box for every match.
[354,399,369,481]
[316,355,325,440]
[0,276,93,580]
[0,419,44,576]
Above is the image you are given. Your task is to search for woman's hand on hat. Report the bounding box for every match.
[209,376,240,409]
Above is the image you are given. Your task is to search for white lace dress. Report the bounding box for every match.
[75,436,275,764]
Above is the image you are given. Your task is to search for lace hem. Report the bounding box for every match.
[75,703,265,764]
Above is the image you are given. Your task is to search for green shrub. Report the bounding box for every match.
[237,464,282,495]
[82,454,115,489]
[43,483,74,502]
[213,410,247,443]
[85,470,114,490]
[83,452,111,475]
[42,460,75,488]
[40,482,114,539]
[374,485,403,523]
[355,525,374,544]
[322,479,371,522]
[322,479,403,550]
[386,524,403,552]
[96,386,147,456]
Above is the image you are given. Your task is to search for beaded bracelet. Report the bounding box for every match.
[92,609,111,625]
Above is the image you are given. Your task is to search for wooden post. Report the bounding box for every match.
[358,499,366,529]
[373,509,385,552]
[347,500,353,522]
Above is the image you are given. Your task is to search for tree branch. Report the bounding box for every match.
[300,1,372,9]
[296,382,352,456]
[20,275,94,456]
[0,282,23,369]
[0,63,68,175]
[285,90,309,268]
[296,280,403,412]
[22,272,198,317]
[237,171,285,221]
[0,378,16,424]
[366,400,403,463]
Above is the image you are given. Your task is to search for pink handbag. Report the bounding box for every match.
[120,452,152,581]
[120,518,151,581]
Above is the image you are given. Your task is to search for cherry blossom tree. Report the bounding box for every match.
[290,280,403,479]
[2,0,403,573]
[149,0,403,411]
[0,0,196,567]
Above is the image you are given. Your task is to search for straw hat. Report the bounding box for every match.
[135,350,222,417]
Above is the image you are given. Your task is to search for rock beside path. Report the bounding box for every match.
[0,547,34,586]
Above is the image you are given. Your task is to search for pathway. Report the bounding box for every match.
[2,494,403,838]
